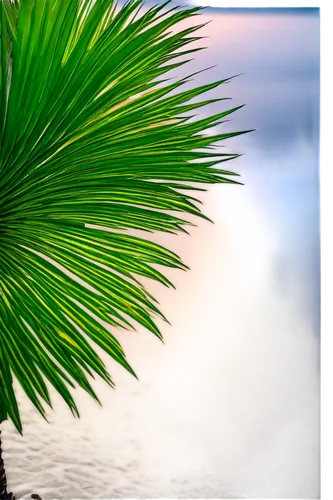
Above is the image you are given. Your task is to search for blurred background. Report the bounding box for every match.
[147,3,321,498]
[3,6,320,500]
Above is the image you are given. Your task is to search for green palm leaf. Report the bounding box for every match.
[0,0,251,434]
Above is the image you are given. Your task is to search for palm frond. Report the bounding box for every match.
[0,0,251,434]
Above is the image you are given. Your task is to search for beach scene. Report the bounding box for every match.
[0,4,320,500]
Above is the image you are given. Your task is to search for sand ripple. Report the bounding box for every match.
[2,339,223,500]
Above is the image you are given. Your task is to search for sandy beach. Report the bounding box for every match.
[2,361,240,499]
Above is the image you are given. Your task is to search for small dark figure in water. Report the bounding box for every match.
[249,248,259,269]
